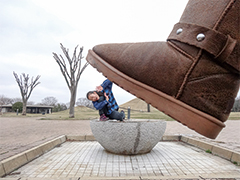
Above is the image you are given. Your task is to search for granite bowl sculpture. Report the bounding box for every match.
[90,119,166,155]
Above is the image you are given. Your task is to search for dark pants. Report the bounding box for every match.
[99,105,125,121]
[108,110,125,121]
[99,105,108,116]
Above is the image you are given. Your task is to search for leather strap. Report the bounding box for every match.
[167,23,239,74]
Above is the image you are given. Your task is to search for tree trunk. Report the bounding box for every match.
[22,100,27,115]
[53,44,88,118]
[69,87,77,118]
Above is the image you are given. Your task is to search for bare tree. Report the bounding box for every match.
[0,95,13,105]
[42,96,58,106]
[27,101,35,105]
[76,97,94,109]
[232,97,240,112]
[53,43,88,118]
[0,95,13,114]
[13,72,41,115]
[11,97,22,104]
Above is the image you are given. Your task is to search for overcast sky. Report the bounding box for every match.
[1,0,239,105]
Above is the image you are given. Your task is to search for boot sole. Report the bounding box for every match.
[86,50,225,139]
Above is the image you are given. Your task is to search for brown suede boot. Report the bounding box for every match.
[86,0,240,139]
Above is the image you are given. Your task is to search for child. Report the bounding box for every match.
[87,79,125,121]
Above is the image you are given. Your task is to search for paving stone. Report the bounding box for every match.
[4,141,240,179]
[162,135,180,141]
[24,146,43,162]
[0,118,239,162]
[186,137,199,147]
[212,145,233,160]
[85,135,96,141]
[0,162,5,177]
[196,140,213,151]
[231,151,240,165]
[67,135,85,141]
[1,117,240,179]
[1,152,28,175]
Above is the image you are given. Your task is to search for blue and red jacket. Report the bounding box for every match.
[92,79,119,115]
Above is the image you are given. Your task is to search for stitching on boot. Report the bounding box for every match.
[213,0,236,30]
[175,0,237,99]
[168,41,195,61]
[187,73,231,82]
[176,49,203,99]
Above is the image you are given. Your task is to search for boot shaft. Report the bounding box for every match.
[180,0,240,41]
[168,0,240,75]
[167,0,240,122]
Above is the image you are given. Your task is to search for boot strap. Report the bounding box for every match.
[167,23,239,74]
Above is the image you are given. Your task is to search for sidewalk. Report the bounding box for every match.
[0,117,240,179]
[3,141,240,179]
[0,117,239,161]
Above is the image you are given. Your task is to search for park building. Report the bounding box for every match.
[1,104,53,114]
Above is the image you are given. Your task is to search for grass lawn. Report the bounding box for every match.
[228,112,240,120]
[1,106,239,121]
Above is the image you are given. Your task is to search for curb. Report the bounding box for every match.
[0,134,239,178]
[67,135,96,141]
[66,134,240,165]
[0,135,66,177]
[179,135,240,164]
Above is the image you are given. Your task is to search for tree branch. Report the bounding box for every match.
[52,43,89,118]
[13,72,40,102]
[53,53,71,89]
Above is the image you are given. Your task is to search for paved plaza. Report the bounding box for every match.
[0,117,240,179]
[3,141,240,179]
[0,117,239,161]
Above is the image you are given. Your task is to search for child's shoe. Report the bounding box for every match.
[100,114,108,121]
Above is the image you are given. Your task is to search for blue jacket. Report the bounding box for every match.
[93,79,119,115]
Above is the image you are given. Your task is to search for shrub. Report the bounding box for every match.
[12,102,23,112]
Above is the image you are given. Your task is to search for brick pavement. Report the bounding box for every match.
[0,117,91,161]
[5,141,240,179]
[0,117,240,161]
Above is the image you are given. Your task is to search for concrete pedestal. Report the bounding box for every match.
[90,119,166,155]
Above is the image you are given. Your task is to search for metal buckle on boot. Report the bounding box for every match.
[167,22,239,74]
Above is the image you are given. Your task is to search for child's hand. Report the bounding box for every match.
[104,92,109,101]
[96,85,103,92]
